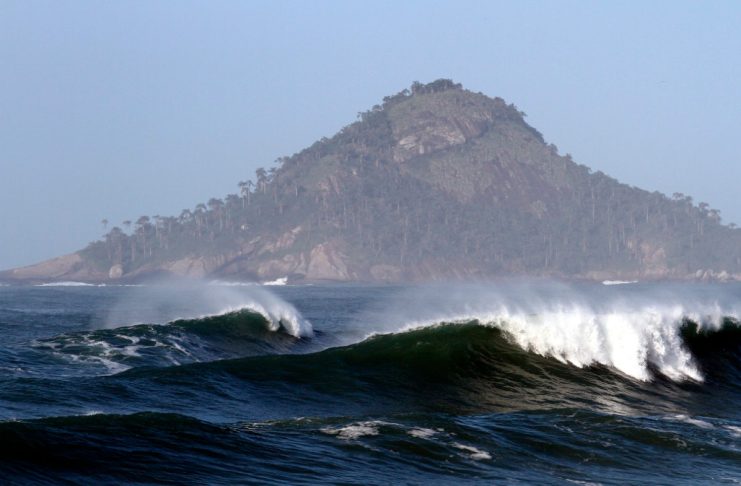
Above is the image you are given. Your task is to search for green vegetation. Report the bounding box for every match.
[82,79,741,281]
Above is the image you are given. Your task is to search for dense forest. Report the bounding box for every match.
[8,80,741,283]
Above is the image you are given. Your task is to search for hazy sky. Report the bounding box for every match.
[1,1,740,270]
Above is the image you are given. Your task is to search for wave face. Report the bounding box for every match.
[17,318,739,424]
[1,282,740,484]
[365,281,741,382]
[22,281,313,374]
[101,279,312,337]
[108,318,740,420]
[33,308,312,373]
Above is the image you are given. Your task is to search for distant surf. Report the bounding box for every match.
[35,281,100,287]
[207,280,257,287]
[33,282,144,287]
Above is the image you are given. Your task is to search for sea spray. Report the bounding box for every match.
[102,278,312,337]
[2,283,740,484]
[35,308,310,374]
[362,281,741,381]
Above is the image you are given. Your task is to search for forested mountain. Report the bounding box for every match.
[4,79,741,283]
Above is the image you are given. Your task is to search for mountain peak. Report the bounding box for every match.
[335,80,537,166]
[3,81,740,284]
[385,81,525,162]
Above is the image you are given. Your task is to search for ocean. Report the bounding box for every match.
[0,280,739,484]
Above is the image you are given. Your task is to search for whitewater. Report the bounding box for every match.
[364,281,741,381]
[0,280,739,483]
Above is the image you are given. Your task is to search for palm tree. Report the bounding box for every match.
[194,204,207,237]
[256,168,268,193]
[207,198,225,231]
[179,209,193,238]
[152,215,162,241]
[105,226,125,263]
[135,215,150,229]
[225,193,240,209]
[246,180,254,204]
[179,209,192,224]
[101,219,109,232]
[135,216,153,257]
[225,194,240,232]
[238,181,248,208]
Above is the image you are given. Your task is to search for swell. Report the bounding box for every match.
[1,323,641,421]
[33,309,312,372]
[117,321,738,417]
[2,407,740,484]
[0,412,240,482]
[160,315,738,390]
[15,317,741,421]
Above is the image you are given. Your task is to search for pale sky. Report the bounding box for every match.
[1,1,740,270]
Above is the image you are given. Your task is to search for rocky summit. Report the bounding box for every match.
[4,79,741,283]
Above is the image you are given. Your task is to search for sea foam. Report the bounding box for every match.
[35,281,100,287]
[103,279,312,338]
[369,281,741,382]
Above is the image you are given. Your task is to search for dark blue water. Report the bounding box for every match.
[0,281,739,484]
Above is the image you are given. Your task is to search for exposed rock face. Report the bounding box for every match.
[162,258,212,277]
[252,242,351,281]
[390,95,495,162]
[2,254,106,282]
[256,254,304,279]
[3,79,741,284]
[108,264,124,279]
[305,243,351,280]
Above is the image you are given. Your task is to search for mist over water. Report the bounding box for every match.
[38,279,741,382]
[369,280,741,330]
[102,278,312,337]
[1,281,740,483]
[364,280,741,381]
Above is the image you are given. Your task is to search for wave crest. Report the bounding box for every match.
[35,306,312,374]
[103,280,312,338]
[368,282,741,382]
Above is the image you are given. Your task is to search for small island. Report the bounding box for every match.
[3,80,740,284]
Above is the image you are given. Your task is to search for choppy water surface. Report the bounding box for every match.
[0,281,739,484]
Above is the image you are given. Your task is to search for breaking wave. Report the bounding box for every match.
[101,279,311,337]
[3,282,741,484]
[34,291,313,373]
[105,319,739,420]
[366,282,741,382]
[387,312,712,382]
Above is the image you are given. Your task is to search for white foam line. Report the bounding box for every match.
[453,443,492,460]
[321,421,383,440]
[364,282,741,382]
[35,281,99,287]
